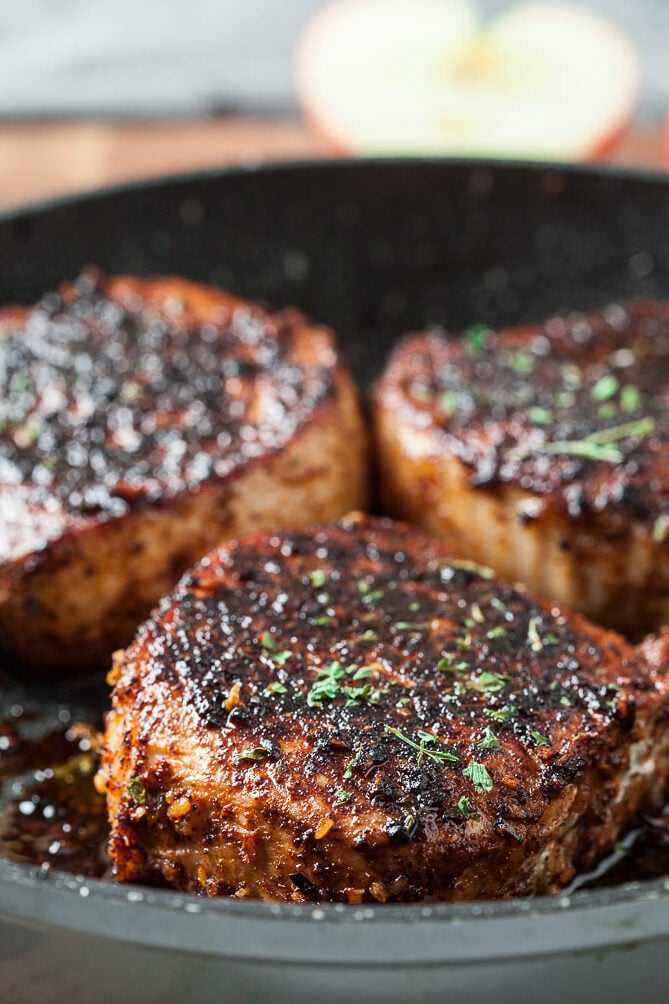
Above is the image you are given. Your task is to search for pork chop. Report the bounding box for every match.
[0,271,368,677]
[97,513,669,902]
[372,301,669,637]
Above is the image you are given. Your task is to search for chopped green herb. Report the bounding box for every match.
[272,650,292,666]
[437,654,469,672]
[233,746,268,765]
[511,351,535,376]
[591,374,619,401]
[458,795,471,817]
[520,416,655,465]
[308,569,326,589]
[384,726,459,766]
[463,761,493,793]
[409,602,421,613]
[343,751,362,780]
[598,403,616,420]
[486,626,507,640]
[358,629,378,641]
[394,621,427,632]
[527,618,543,652]
[469,671,507,693]
[477,727,502,752]
[440,389,459,413]
[265,681,288,696]
[465,324,489,354]
[358,580,384,603]
[127,777,146,805]
[530,730,551,747]
[332,789,353,808]
[484,705,515,723]
[585,416,654,445]
[260,631,276,651]
[652,515,668,543]
[351,666,375,680]
[341,683,387,707]
[559,695,572,707]
[470,603,484,624]
[620,384,641,413]
[307,662,347,708]
[528,406,552,425]
[312,615,334,626]
[455,631,472,650]
[447,559,495,580]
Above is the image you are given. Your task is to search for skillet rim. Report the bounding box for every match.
[1,156,669,953]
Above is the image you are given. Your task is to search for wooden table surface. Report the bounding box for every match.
[0,117,665,210]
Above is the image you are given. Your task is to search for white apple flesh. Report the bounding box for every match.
[296,0,640,161]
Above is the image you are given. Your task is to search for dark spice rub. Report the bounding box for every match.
[97,513,669,903]
[373,301,669,636]
[0,271,368,677]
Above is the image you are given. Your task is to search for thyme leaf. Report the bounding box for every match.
[384,726,458,766]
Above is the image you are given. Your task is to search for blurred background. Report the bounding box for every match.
[0,0,667,208]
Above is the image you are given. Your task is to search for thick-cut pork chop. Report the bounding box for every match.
[373,301,669,637]
[97,513,669,903]
[0,271,368,677]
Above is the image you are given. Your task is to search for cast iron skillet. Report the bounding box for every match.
[1,160,669,1004]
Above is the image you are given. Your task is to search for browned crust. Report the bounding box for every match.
[0,273,368,675]
[372,302,669,636]
[97,514,669,903]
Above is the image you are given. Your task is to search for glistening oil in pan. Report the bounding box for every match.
[2,679,669,894]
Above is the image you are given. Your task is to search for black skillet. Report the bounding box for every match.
[1,159,669,1004]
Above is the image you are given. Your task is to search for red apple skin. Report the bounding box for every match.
[295,0,639,165]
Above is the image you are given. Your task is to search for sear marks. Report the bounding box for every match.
[98,514,669,904]
[373,301,669,636]
[0,271,367,676]
[0,269,339,553]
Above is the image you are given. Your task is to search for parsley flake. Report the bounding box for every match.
[484,705,515,723]
[486,626,507,640]
[469,671,507,693]
[477,727,502,752]
[591,374,619,401]
[332,789,353,808]
[463,761,493,793]
[458,795,471,817]
[531,730,551,747]
[127,777,146,805]
[260,631,276,652]
[265,681,288,696]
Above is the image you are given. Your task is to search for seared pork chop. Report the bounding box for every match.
[0,271,368,677]
[373,302,669,637]
[97,513,669,903]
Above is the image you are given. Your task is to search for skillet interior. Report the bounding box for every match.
[1,158,669,961]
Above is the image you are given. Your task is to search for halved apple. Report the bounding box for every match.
[296,0,640,161]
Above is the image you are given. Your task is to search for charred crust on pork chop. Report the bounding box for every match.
[372,301,669,636]
[0,271,368,675]
[98,514,669,903]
